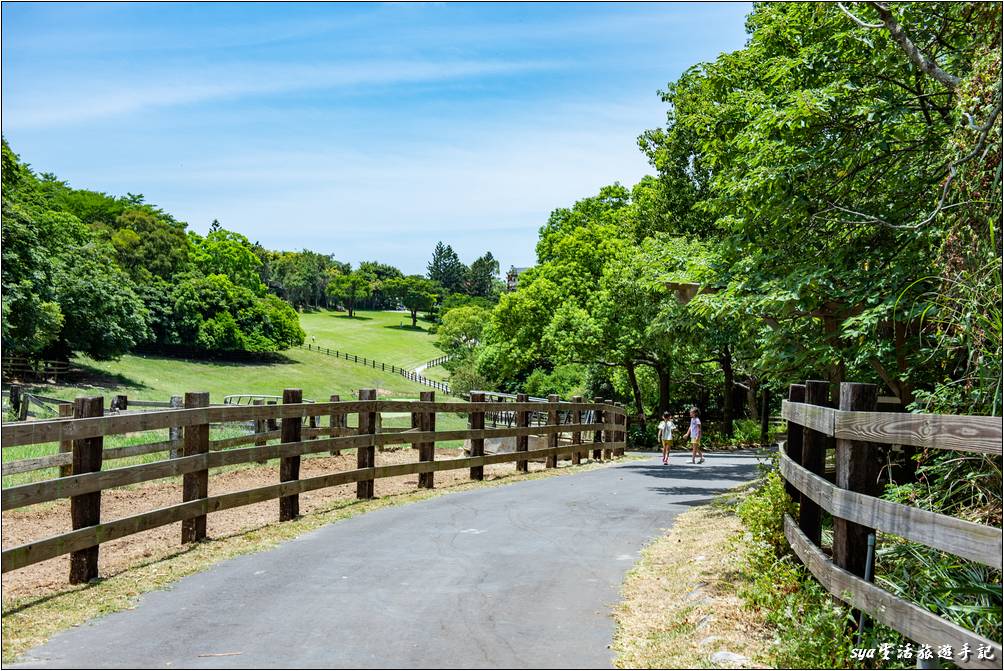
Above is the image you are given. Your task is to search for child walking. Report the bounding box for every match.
[686,406,704,464]
[657,412,676,465]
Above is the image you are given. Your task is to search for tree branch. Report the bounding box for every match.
[868,2,961,91]
[837,2,883,28]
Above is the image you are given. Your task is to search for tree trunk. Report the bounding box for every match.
[824,315,845,389]
[656,366,671,415]
[626,361,645,428]
[747,381,759,421]
[720,345,734,438]
[410,309,418,327]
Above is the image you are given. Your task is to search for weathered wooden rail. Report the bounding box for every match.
[1,390,626,583]
[780,380,1002,669]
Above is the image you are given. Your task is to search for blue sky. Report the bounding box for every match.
[2,2,750,274]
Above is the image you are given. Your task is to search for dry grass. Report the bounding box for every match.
[2,456,636,663]
[612,485,772,669]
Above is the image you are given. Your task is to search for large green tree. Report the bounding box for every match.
[326,270,372,318]
[384,276,440,327]
[427,242,466,295]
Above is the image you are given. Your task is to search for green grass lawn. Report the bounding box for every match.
[3,322,463,486]
[298,309,443,370]
[422,364,450,382]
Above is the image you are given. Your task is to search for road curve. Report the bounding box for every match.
[12,452,760,669]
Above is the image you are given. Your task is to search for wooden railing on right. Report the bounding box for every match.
[780,380,1002,669]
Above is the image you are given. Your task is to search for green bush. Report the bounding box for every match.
[734,469,911,669]
[627,421,659,450]
[736,469,794,555]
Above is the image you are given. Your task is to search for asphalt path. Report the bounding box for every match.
[12,451,761,669]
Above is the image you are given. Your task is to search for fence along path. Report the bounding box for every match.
[780,380,1002,669]
[0,391,626,582]
[299,344,450,394]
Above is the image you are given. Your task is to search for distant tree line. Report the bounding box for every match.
[1,139,505,362]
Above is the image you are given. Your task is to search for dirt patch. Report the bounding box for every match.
[1,446,551,602]
[612,487,772,669]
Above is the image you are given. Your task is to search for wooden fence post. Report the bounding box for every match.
[169,395,183,459]
[418,391,435,489]
[571,395,583,465]
[469,392,485,480]
[799,380,830,547]
[267,400,278,431]
[784,384,806,500]
[182,392,210,543]
[113,394,128,412]
[253,399,267,464]
[329,394,343,455]
[357,389,377,499]
[546,394,559,468]
[279,388,302,521]
[615,404,626,457]
[833,382,879,577]
[603,399,614,460]
[593,398,604,461]
[516,393,529,472]
[69,396,103,584]
[9,385,22,420]
[58,403,73,478]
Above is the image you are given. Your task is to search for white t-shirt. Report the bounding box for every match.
[657,419,676,441]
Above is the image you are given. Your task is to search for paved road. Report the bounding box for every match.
[13,452,760,669]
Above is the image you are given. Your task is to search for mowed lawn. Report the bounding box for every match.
[38,348,441,406]
[298,309,443,370]
[4,343,464,486]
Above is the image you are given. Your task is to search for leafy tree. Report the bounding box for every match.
[171,274,303,352]
[110,209,191,282]
[441,293,496,313]
[357,261,404,309]
[427,242,466,294]
[384,276,440,327]
[189,228,266,295]
[464,252,500,298]
[49,244,151,360]
[642,2,1001,404]
[435,305,491,356]
[326,270,372,318]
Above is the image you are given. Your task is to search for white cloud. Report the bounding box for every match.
[3,58,564,129]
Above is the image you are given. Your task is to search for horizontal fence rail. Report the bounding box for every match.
[780,380,1003,668]
[1,390,627,582]
[784,516,1001,669]
[1,400,616,448]
[781,401,1003,455]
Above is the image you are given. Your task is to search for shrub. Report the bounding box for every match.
[736,469,794,555]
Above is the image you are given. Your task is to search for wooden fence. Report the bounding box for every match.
[422,355,450,369]
[1,390,626,584]
[780,380,1002,669]
[2,357,72,383]
[300,344,451,394]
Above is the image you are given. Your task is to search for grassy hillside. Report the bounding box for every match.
[11,309,449,407]
[4,342,464,486]
[298,309,442,370]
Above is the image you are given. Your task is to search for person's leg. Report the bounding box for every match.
[661,440,668,463]
[697,439,704,462]
[691,441,697,463]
